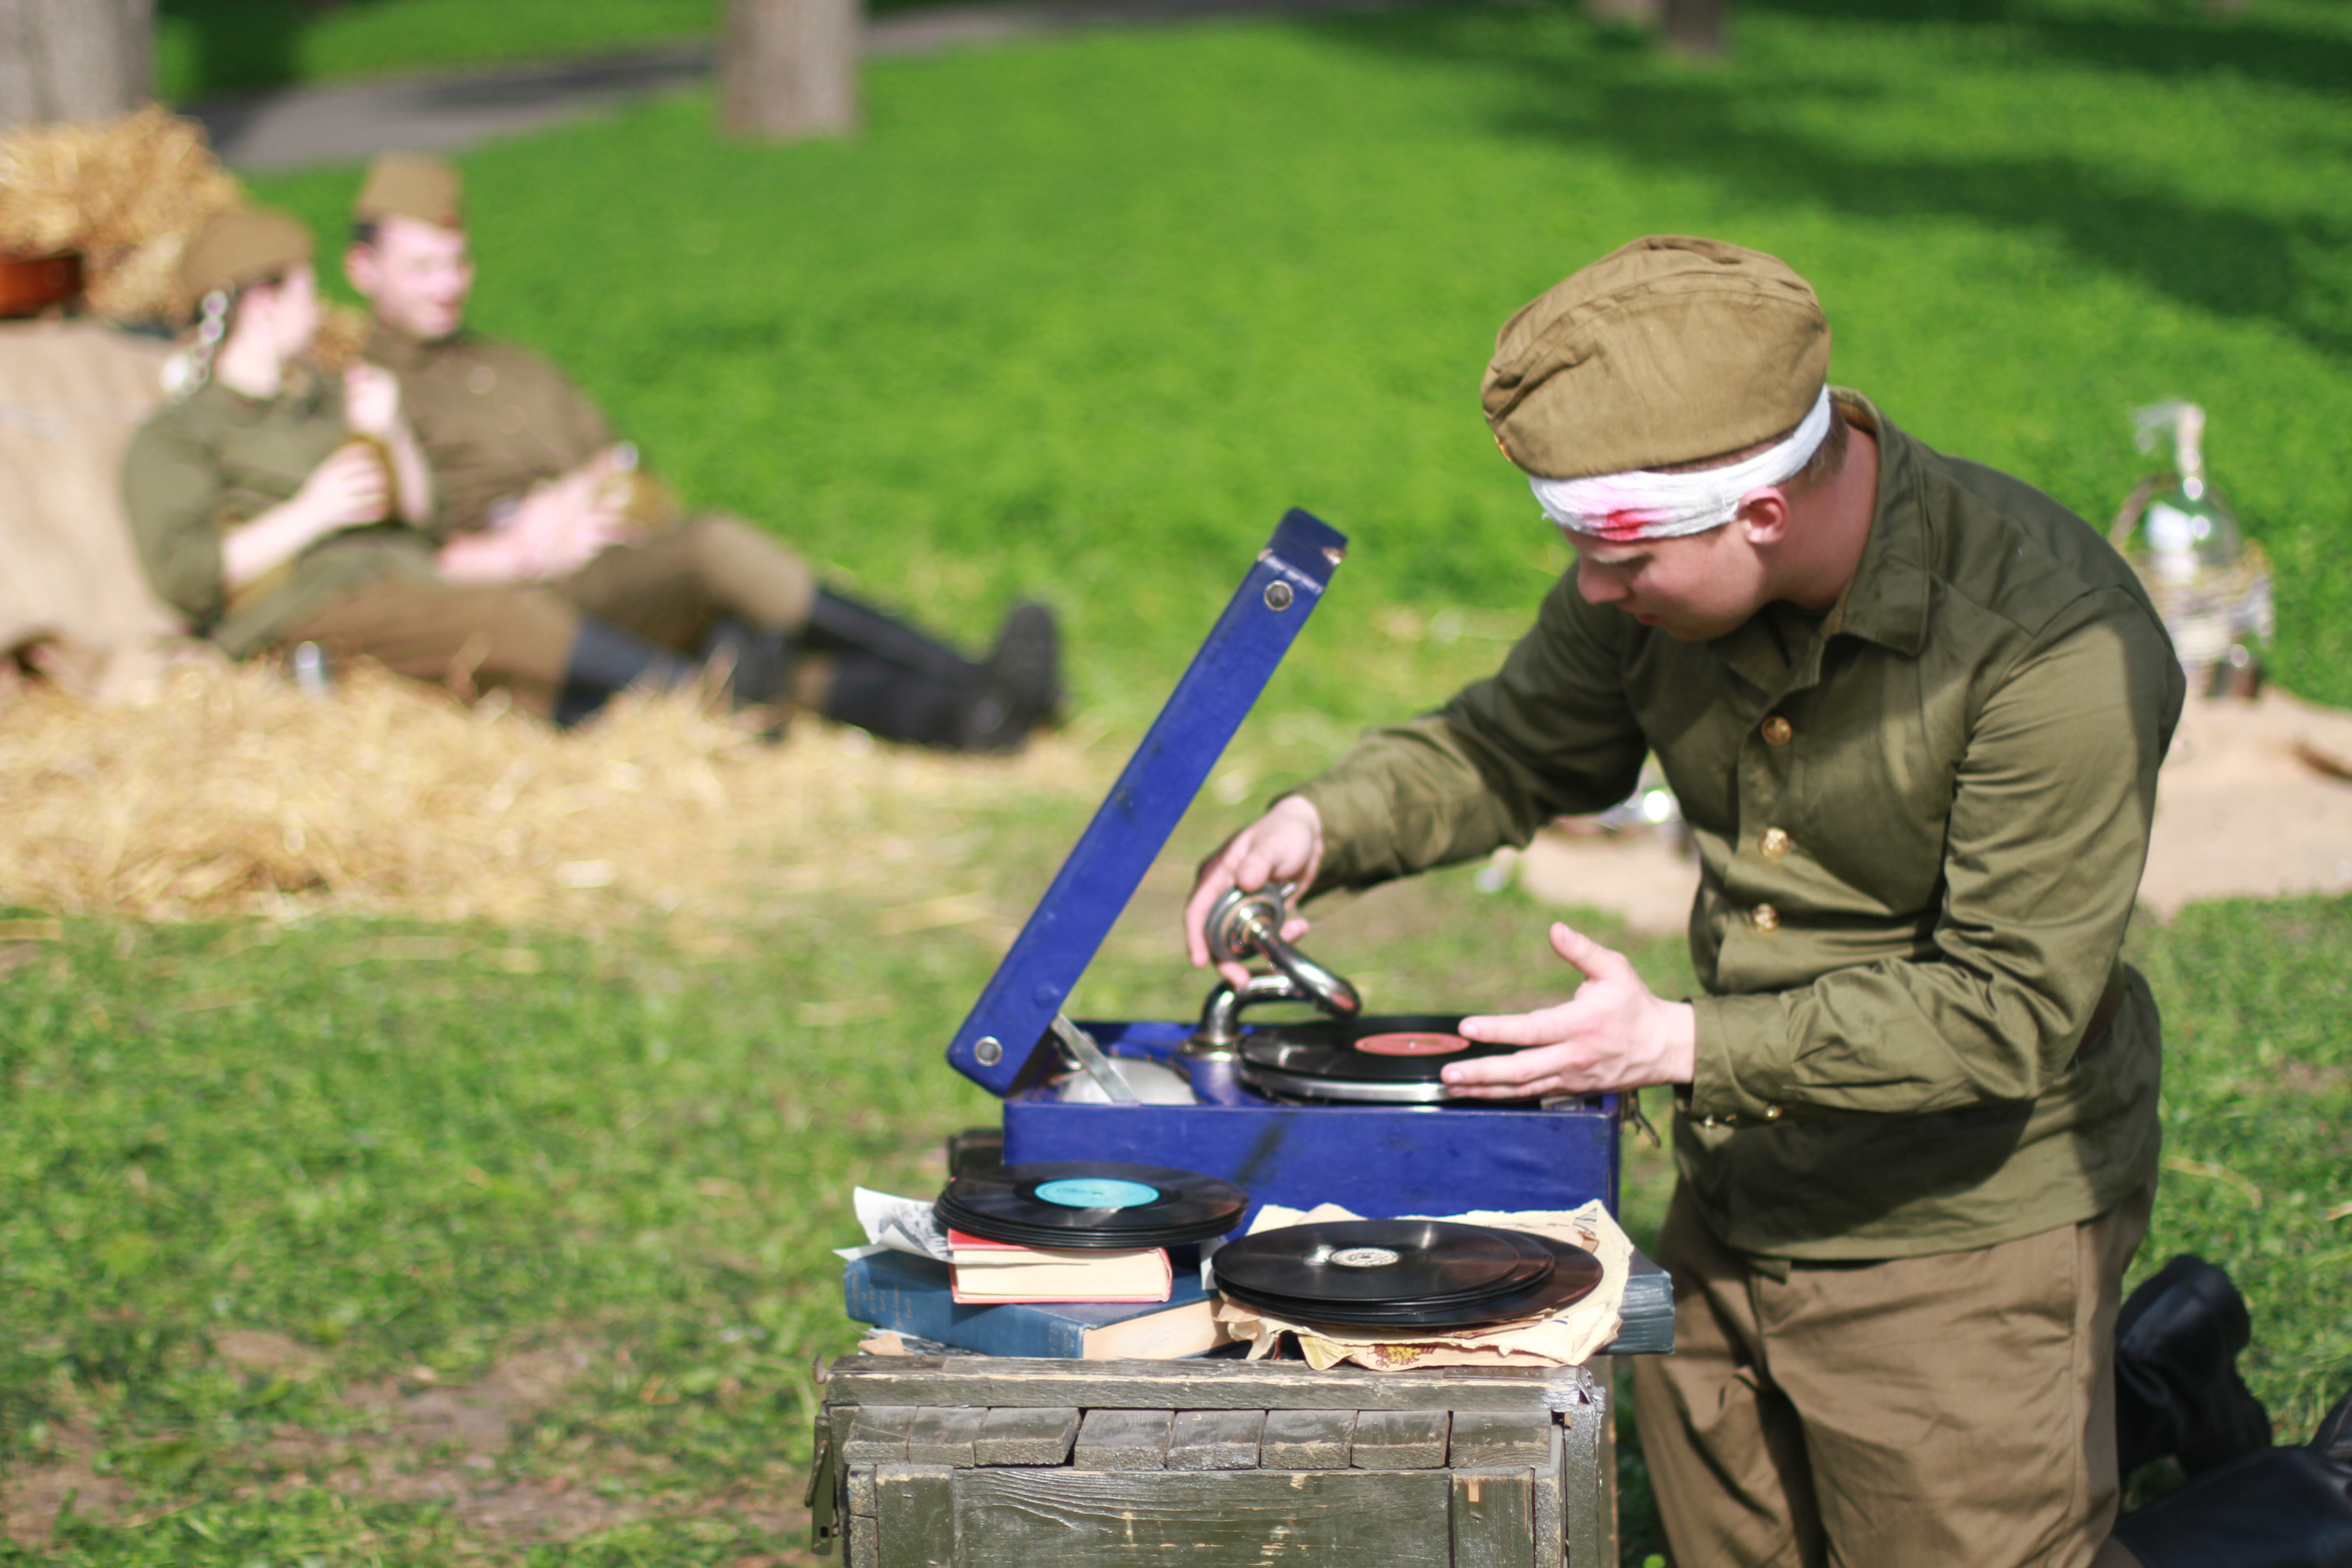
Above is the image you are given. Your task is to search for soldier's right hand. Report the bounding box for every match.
[294,444,391,532]
[508,467,636,578]
[1183,795,1325,986]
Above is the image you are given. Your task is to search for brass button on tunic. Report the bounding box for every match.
[1750,903,1781,932]
[1759,827,1791,859]
[1761,715,1794,745]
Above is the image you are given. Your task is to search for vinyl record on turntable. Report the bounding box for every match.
[1232,1014,1529,1103]
[1213,1218,1604,1329]
[936,1160,1249,1249]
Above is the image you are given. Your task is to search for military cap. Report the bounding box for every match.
[180,205,314,310]
[1481,235,1831,480]
[354,151,464,230]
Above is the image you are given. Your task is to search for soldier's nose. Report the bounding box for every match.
[1576,559,1626,605]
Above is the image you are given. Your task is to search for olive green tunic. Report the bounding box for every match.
[365,325,612,538]
[1296,395,2185,1260]
[122,374,439,659]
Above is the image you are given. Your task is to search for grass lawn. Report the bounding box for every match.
[11,0,2352,1561]
[159,0,1021,102]
[159,0,723,102]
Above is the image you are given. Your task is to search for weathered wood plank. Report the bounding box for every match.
[840,1404,916,1463]
[1561,1379,1609,1567]
[1261,1406,1355,1470]
[905,1405,986,1468]
[1166,1408,1264,1471]
[1452,1467,1537,1568]
[1450,1410,1557,1468]
[821,1355,1578,1414]
[1073,1407,1171,1470]
[1534,1424,1565,1568]
[954,1467,1455,1567]
[1593,1377,1617,1567]
[845,1463,878,1518]
[847,1513,878,1568]
[972,1405,1079,1467]
[1533,1429,1571,1568]
[874,1463,955,1566]
[1351,1408,1450,1469]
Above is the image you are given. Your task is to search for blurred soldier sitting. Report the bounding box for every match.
[125,205,726,725]
[344,151,1058,750]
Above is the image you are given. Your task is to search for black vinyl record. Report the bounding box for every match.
[1213,1220,1604,1330]
[936,1161,1249,1250]
[1211,1220,1553,1307]
[1232,1015,1532,1103]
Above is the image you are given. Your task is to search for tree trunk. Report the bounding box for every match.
[1585,0,1661,29]
[0,0,154,131]
[1661,0,1729,58]
[721,0,860,141]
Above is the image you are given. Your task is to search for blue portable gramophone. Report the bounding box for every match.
[937,510,1623,1228]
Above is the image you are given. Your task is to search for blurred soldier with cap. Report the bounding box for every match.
[1185,236,2185,1567]
[344,151,1058,753]
[124,204,716,723]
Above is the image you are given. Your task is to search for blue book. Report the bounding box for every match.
[844,1249,1229,1360]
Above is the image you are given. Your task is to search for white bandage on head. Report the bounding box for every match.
[1527,386,1835,543]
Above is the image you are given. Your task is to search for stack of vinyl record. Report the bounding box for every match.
[1211,1219,1602,1330]
[936,1160,1249,1250]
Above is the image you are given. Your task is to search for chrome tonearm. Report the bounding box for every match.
[1187,884,1361,1056]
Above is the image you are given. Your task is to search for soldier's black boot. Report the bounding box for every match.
[811,596,1060,754]
[2320,1387,2352,1464]
[553,616,701,728]
[700,619,795,708]
[2108,1384,2352,1568]
[2117,1254,2274,1478]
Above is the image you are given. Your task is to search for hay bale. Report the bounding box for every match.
[0,660,1097,932]
[0,106,243,324]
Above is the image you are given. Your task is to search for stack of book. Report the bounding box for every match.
[842,1247,1677,1361]
[845,1248,1229,1360]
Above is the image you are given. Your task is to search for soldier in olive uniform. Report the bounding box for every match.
[123,205,713,722]
[1186,238,2186,1568]
[344,152,1057,752]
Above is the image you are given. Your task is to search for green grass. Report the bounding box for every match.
[246,0,2352,730]
[15,0,2352,1560]
[158,0,1041,102]
[158,0,725,101]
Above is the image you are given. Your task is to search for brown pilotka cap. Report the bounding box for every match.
[1482,235,1832,480]
[353,151,464,230]
[179,206,314,315]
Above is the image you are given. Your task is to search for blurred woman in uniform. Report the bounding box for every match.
[124,204,710,723]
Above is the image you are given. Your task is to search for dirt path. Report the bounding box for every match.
[191,0,1434,171]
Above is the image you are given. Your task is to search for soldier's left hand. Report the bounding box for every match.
[1446,923,1696,1098]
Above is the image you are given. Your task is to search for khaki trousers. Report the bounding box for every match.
[561,515,816,655]
[1633,1179,2155,1568]
[284,578,579,718]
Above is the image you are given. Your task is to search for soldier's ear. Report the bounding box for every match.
[343,242,378,300]
[1736,488,1793,547]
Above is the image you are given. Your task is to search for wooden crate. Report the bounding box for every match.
[808,1354,1614,1567]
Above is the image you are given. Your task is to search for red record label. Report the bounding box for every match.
[1354,1031,1472,1057]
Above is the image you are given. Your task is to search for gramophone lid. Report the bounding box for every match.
[944,509,1347,1097]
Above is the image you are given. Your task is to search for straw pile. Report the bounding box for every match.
[0,659,1097,934]
[0,106,242,324]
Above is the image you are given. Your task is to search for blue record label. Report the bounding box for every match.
[1033,1176,1161,1210]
